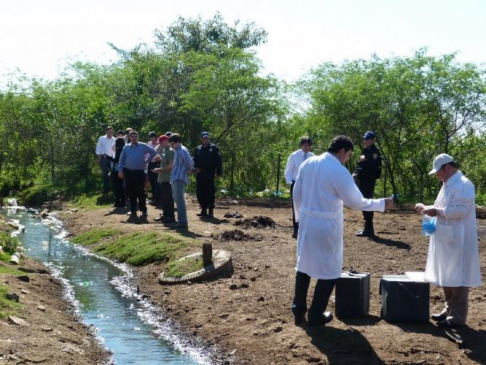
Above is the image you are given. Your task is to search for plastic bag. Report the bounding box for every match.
[421,214,437,236]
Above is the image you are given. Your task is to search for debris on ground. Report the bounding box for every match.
[224,212,244,219]
[234,216,276,228]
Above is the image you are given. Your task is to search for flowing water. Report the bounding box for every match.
[2,208,207,365]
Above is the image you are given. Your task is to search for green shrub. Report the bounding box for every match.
[0,232,20,254]
[18,184,56,207]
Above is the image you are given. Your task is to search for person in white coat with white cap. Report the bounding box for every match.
[291,135,393,327]
[415,153,481,328]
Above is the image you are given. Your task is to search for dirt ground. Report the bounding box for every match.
[0,256,110,364]
[59,196,486,365]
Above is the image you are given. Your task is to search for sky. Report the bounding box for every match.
[1,0,485,87]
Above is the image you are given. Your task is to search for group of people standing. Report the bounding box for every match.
[95,127,222,229]
[287,133,481,330]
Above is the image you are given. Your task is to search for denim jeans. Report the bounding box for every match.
[171,180,187,224]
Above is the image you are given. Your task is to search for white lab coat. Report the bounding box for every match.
[424,171,481,287]
[284,149,315,185]
[293,153,385,279]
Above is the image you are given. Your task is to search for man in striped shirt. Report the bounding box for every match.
[169,133,194,229]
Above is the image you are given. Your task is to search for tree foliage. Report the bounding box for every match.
[1,18,486,205]
[300,50,486,201]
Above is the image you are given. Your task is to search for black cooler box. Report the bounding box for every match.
[380,275,430,322]
[335,272,370,318]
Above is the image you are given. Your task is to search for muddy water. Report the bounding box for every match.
[3,208,205,365]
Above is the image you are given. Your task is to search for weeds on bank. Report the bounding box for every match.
[71,228,120,246]
[72,228,198,266]
[0,284,22,319]
[71,193,114,210]
[94,232,193,266]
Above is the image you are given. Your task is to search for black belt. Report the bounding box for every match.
[124,168,144,172]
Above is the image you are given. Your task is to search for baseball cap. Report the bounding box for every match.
[428,153,454,175]
[362,131,376,139]
[201,131,210,138]
[159,135,169,143]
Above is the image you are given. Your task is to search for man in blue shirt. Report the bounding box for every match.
[168,133,194,229]
[118,131,157,220]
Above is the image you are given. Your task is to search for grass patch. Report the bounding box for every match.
[0,264,25,275]
[71,193,114,210]
[0,252,11,262]
[94,231,194,266]
[0,284,23,319]
[71,228,119,246]
[164,256,204,278]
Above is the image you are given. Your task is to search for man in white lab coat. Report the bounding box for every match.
[415,153,481,328]
[292,135,392,327]
[284,136,315,239]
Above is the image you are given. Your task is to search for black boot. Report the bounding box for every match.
[208,208,214,218]
[292,271,310,325]
[356,222,374,237]
[197,208,208,217]
[308,279,337,327]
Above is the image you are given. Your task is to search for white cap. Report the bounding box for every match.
[428,153,454,175]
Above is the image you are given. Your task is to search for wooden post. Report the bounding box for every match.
[276,153,281,197]
[202,243,213,267]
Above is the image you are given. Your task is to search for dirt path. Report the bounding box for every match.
[60,196,486,364]
[0,257,110,364]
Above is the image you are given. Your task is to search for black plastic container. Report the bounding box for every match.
[335,272,370,318]
[380,275,430,322]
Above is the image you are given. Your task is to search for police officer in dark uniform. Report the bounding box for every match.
[194,131,222,218]
[353,131,382,237]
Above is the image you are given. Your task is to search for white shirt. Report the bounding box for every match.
[95,135,115,157]
[293,153,385,279]
[424,171,481,287]
[284,149,315,185]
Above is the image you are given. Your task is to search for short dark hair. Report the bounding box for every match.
[300,136,312,146]
[168,133,181,143]
[129,130,139,137]
[327,135,354,153]
[106,126,113,131]
[443,161,457,169]
[149,131,157,138]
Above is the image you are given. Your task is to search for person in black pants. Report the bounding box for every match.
[353,131,382,237]
[106,137,126,207]
[118,131,157,221]
[193,132,222,218]
[147,132,161,203]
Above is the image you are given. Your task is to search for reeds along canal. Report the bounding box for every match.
[2,207,210,365]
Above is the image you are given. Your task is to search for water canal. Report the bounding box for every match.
[2,207,208,365]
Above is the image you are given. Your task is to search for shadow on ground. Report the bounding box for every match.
[372,236,410,250]
[306,326,384,364]
[393,322,486,363]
